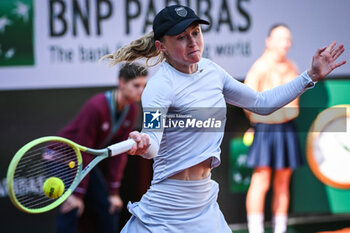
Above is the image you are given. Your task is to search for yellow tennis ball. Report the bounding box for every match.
[43,177,65,199]
[68,161,76,169]
[243,131,254,147]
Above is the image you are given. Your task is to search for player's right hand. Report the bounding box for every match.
[128,131,150,155]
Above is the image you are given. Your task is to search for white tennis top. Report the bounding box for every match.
[141,58,314,184]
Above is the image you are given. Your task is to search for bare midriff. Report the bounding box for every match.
[169,158,211,180]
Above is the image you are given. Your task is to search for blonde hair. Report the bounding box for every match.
[100,31,165,68]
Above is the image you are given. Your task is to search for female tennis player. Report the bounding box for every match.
[101,5,346,233]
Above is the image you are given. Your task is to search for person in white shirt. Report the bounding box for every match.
[100,5,346,233]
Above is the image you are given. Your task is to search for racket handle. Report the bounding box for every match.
[108,139,135,156]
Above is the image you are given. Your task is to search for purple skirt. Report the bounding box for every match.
[246,121,303,169]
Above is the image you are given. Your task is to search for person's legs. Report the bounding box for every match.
[246,167,272,233]
[86,168,119,233]
[271,168,292,233]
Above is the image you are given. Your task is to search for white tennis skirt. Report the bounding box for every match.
[121,175,232,233]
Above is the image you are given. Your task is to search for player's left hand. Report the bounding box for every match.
[108,194,123,214]
[308,41,346,82]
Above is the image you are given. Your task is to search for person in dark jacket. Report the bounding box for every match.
[56,63,148,233]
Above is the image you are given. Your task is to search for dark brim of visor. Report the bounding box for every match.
[165,18,210,36]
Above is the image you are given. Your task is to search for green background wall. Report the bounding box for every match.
[292,79,350,214]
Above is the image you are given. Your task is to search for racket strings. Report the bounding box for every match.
[15,142,77,178]
[17,142,73,164]
[16,145,76,174]
[13,141,79,209]
[16,173,77,208]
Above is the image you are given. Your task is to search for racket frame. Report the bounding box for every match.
[7,136,111,213]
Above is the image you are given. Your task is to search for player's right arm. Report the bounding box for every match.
[128,72,173,159]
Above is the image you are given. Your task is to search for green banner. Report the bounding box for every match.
[0,0,34,66]
[229,137,252,193]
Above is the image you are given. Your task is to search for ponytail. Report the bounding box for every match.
[100,31,164,68]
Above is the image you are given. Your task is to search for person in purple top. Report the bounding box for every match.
[56,63,148,233]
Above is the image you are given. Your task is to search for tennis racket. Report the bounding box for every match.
[7,136,135,214]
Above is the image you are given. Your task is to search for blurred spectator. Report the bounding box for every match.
[244,24,302,233]
[56,63,148,233]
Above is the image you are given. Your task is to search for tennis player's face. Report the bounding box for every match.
[161,24,204,73]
